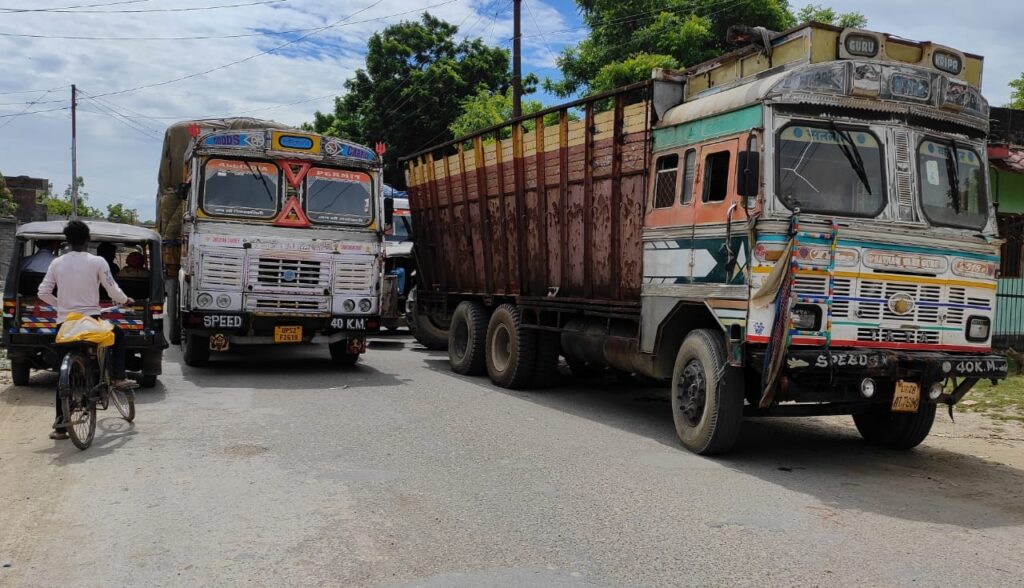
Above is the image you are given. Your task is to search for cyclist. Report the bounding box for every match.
[38,220,134,440]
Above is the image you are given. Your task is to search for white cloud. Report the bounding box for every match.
[0,0,573,218]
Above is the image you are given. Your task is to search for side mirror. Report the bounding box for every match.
[737,151,760,198]
[383,197,394,227]
[176,182,190,199]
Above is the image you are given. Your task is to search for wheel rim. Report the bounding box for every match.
[491,323,512,372]
[109,386,133,421]
[453,317,469,359]
[66,357,93,441]
[678,359,707,428]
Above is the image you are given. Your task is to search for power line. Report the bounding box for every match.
[0,0,287,13]
[0,86,62,130]
[0,0,149,12]
[0,84,70,96]
[522,0,556,65]
[0,0,462,106]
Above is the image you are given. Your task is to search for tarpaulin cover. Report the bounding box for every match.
[56,312,115,347]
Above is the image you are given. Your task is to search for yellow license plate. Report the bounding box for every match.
[892,380,920,413]
[274,326,303,343]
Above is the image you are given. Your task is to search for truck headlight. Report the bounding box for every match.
[197,293,213,308]
[966,316,990,342]
[343,299,356,312]
[216,294,231,309]
[791,304,821,331]
[359,298,372,312]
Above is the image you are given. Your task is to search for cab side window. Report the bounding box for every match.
[702,151,731,202]
[653,154,679,209]
[680,149,696,204]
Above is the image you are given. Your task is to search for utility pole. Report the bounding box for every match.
[512,0,522,119]
[70,84,78,219]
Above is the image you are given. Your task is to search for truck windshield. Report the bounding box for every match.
[776,123,885,217]
[385,214,412,242]
[918,139,987,230]
[305,168,372,225]
[202,159,279,219]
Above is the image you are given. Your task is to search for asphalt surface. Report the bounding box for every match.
[2,334,1024,587]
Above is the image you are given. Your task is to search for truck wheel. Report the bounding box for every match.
[140,374,158,389]
[670,329,744,455]
[412,309,449,350]
[485,304,536,389]
[11,360,30,386]
[167,282,181,346]
[853,402,936,450]
[531,332,560,388]
[182,334,210,367]
[329,341,360,367]
[448,301,488,375]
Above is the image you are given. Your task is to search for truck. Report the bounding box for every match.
[402,23,1009,454]
[157,118,391,366]
[380,188,415,331]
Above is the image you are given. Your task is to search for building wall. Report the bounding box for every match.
[0,218,16,291]
[4,175,48,223]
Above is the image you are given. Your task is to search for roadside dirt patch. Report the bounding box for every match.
[221,444,269,457]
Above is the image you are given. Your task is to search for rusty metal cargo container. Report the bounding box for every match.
[404,83,652,311]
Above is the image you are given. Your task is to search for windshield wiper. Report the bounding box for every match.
[945,139,962,213]
[828,121,872,196]
[244,161,275,204]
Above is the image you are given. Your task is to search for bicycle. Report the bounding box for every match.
[57,308,136,450]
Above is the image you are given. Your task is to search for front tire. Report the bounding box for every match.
[485,304,536,389]
[409,288,448,350]
[329,340,360,367]
[448,301,488,375]
[11,359,30,386]
[182,333,210,367]
[140,374,158,389]
[670,329,744,455]
[109,386,135,422]
[853,402,936,449]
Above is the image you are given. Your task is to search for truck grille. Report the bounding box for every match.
[249,257,329,293]
[857,280,942,324]
[199,249,245,290]
[856,328,940,345]
[245,295,329,314]
[334,259,374,293]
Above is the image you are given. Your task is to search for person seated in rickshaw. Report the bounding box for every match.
[20,239,61,274]
[97,242,120,277]
[119,251,149,278]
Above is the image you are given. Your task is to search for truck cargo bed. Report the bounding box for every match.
[404,83,653,308]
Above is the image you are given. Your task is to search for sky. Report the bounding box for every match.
[0,0,1021,221]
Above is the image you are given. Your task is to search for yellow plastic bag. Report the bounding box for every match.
[56,312,115,348]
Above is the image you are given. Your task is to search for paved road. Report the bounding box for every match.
[2,335,1024,587]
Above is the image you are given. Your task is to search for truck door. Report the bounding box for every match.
[643,148,698,285]
[691,138,741,284]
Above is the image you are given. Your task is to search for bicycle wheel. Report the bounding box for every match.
[59,352,96,450]
[109,384,135,422]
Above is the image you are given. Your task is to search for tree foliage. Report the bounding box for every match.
[546,1,868,97]
[106,203,137,224]
[0,171,17,217]
[1010,73,1024,109]
[308,13,511,186]
[44,177,102,219]
[796,4,866,28]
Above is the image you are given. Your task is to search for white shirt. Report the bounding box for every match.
[38,251,130,322]
[20,249,56,273]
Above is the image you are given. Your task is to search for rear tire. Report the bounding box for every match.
[853,402,936,449]
[409,288,448,350]
[167,282,181,346]
[140,374,158,389]
[60,352,96,451]
[182,333,210,367]
[11,360,30,386]
[670,329,744,455]
[485,304,536,389]
[329,341,360,367]
[448,301,488,375]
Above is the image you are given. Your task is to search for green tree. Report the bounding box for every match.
[1009,73,1024,109]
[0,171,17,217]
[591,53,680,94]
[309,13,511,186]
[449,86,550,138]
[546,0,796,97]
[44,177,102,219]
[796,4,867,28]
[106,203,137,224]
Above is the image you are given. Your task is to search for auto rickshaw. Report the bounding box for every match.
[2,220,168,387]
